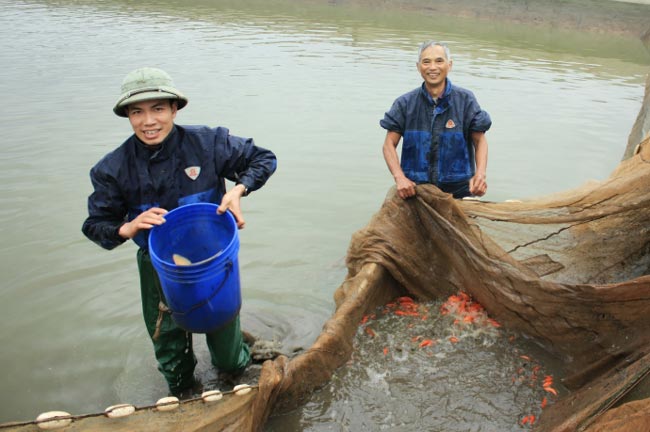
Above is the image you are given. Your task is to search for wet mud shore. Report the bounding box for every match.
[324,0,650,39]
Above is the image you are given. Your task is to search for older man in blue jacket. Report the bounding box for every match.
[82,67,277,397]
[381,41,491,199]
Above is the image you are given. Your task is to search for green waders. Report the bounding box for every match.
[137,248,250,394]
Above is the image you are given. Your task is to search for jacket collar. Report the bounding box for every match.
[420,79,453,106]
[133,125,179,160]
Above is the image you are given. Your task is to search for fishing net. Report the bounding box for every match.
[254,142,650,431]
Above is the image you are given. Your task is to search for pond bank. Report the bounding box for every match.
[320,0,650,39]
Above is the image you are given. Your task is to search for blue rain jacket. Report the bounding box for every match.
[380,80,491,184]
[82,125,277,250]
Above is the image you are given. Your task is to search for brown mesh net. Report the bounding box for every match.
[254,147,650,432]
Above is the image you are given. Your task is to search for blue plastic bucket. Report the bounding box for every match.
[148,203,241,333]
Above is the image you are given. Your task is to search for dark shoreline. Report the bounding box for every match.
[326,0,650,39]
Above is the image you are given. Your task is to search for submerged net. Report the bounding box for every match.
[256,140,650,432]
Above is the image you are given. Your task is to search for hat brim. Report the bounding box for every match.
[113,89,188,117]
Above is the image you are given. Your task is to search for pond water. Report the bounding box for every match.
[0,0,648,428]
[269,294,564,431]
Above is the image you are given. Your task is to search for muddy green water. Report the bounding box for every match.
[269,296,562,431]
[0,0,648,428]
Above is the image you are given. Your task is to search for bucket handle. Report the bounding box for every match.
[170,260,234,317]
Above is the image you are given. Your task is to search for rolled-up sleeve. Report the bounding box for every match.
[81,163,128,250]
[466,94,491,132]
[214,128,277,194]
[380,98,406,133]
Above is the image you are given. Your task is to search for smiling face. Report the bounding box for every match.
[417,44,452,95]
[125,99,177,145]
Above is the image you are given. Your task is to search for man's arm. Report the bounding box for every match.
[382,131,416,199]
[82,165,130,250]
[82,156,170,248]
[469,131,488,196]
[216,131,277,228]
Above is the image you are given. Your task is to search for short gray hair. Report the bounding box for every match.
[418,41,451,62]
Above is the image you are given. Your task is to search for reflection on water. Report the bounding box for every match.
[0,0,647,426]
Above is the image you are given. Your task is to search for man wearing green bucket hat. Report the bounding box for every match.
[82,67,277,397]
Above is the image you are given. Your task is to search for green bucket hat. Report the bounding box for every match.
[113,67,188,117]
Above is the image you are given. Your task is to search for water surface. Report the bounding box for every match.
[0,0,648,426]
[269,295,563,431]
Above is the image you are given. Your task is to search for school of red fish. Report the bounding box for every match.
[358,291,560,428]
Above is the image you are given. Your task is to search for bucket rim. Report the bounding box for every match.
[148,202,238,268]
